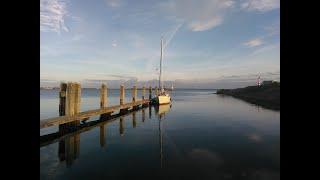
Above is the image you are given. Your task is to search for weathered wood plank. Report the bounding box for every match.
[40,100,149,129]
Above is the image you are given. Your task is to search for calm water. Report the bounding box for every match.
[40,89,280,180]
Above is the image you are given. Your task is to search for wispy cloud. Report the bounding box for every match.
[105,0,123,7]
[40,0,69,33]
[243,38,263,47]
[161,0,234,32]
[241,0,280,12]
[112,40,117,47]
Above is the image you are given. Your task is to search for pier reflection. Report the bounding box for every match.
[55,105,172,167]
[100,124,106,148]
[58,133,80,167]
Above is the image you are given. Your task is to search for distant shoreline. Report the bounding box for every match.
[40,87,218,90]
[216,83,280,111]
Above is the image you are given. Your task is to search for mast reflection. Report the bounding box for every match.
[155,104,171,168]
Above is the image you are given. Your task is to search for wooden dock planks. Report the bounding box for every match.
[40,99,149,129]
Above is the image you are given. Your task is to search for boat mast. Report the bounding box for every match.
[159,37,163,93]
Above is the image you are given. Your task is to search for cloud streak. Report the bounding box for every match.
[161,0,234,32]
[105,0,122,7]
[243,38,263,47]
[40,0,69,33]
[241,0,280,12]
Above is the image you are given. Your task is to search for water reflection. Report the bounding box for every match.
[56,105,172,167]
[58,134,80,167]
[100,124,106,148]
[154,104,172,168]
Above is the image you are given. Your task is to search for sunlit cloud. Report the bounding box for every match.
[244,38,263,47]
[241,0,280,12]
[40,0,69,33]
[160,0,234,32]
[105,0,123,7]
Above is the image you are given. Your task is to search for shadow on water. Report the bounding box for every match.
[51,104,172,168]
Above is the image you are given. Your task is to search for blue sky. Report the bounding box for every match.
[40,0,279,88]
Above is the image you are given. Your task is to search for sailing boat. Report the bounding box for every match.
[152,37,171,105]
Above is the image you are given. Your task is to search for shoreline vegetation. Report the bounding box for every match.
[216,83,280,111]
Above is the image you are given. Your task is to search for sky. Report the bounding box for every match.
[40,0,280,88]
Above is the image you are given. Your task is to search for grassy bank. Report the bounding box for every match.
[216,83,280,110]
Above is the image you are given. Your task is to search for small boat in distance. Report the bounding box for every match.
[152,37,171,105]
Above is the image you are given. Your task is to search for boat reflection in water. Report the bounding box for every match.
[57,104,172,168]
[154,103,172,168]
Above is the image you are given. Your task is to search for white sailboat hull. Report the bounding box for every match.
[158,95,171,105]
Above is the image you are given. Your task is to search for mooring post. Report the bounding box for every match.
[120,85,127,114]
[66,83,81,126]
[59,82,81,131]
[100,84,110,119]
[59,83,67,132]
[120,85,125,105]
[59,83,67,116]
[132,85,137,102]
[100,84,107,108]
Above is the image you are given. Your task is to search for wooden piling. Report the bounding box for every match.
[132,85,137,102]
[66,83,81,126]
[100,84,111,119]
[59,83,67,116]
[120,85,125,105]
[100,84,107,108]
[59,82,81,131]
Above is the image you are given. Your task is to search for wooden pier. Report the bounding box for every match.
[40,82,157,129]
